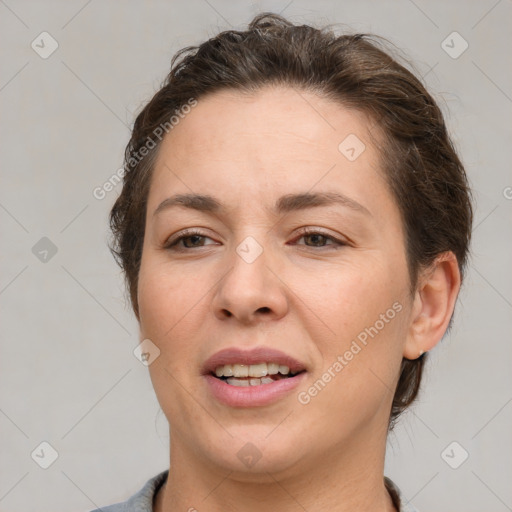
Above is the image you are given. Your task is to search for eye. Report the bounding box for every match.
[164,229,217,251]
[292,227,347,249]
[164,227,347,252]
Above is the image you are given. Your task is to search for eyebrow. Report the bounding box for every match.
[153,191,372,218]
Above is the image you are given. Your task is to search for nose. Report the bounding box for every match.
[211,239,289,325]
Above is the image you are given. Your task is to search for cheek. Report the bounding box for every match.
[138,269,174,340]
[137,256,220,400]
[292,264,407,450]
[137,256,206,340]
[309,258,404,336]
[138,262,207,401]
[304,256,409,392]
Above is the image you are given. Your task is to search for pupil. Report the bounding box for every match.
[185,235,202,248]
[307,234,325,246]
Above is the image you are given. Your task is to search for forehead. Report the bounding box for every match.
[149,86,394,222]
[159,86,378,166]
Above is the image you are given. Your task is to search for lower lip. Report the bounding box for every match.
[204,373,307,407]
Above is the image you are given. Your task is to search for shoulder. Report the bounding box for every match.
[89,470,168,512]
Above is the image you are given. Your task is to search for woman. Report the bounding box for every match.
[94,12,473,512]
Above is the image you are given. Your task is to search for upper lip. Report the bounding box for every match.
[202,347,307,375]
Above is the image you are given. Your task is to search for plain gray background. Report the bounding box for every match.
[1,1,511,511]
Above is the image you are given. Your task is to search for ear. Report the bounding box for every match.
[403,252,461,360]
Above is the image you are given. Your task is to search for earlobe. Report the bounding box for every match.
[403,252,461,360]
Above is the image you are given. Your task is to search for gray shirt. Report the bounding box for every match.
[90,470,420,512]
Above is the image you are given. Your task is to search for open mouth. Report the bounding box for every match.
[202,347,308,406]
[211,362,306,387]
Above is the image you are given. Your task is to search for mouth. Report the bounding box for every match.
[211,362,304,387]
[202,347,307,407]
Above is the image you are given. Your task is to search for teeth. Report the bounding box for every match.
[249,363,267,378]
[226,376,278,387]
[233,364,249,377]
[214,362,296,378]
[226,378,249,387]
[278,365,290,375]
[267,363,279,375]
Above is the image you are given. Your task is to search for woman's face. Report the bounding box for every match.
[138,86,414,477]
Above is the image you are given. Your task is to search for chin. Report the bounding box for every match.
[199,426,308,479]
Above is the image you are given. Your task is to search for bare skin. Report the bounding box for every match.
[136,86,460,512]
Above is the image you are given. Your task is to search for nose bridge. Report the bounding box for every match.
[211,229,288,322]
[235,233,266,266]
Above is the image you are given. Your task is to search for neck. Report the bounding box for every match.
[155,423,396,512]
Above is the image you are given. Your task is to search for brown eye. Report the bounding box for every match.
[294,228,346,249]
[164,229,216,251]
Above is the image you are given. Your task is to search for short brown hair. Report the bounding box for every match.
[109,12,473,428]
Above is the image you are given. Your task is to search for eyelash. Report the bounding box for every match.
[164,227,347,251]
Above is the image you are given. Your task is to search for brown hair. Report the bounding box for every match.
[109,12,473,428]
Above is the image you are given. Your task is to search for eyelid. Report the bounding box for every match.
[164,226,348,251]
[292,226,348,247]
[164,228,216,248]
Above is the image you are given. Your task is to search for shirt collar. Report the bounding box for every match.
[125,470,418,512]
